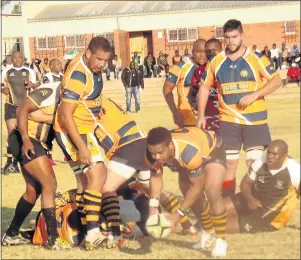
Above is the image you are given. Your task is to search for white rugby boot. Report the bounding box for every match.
[211,238,228,258]
[192,229,215,250]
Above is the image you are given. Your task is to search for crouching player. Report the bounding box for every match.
[2,73,72,250]
[224,140,300,234]
[145,127,228,257]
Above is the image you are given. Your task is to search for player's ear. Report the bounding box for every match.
[86,49,92,59]
[168,141,174,150]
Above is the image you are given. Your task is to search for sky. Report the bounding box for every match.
[2,1,20,14]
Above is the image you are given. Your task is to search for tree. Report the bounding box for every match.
[1,0,11,10]
[12,2,21,14]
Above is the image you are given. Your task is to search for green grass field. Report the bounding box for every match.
[1,78,300,259]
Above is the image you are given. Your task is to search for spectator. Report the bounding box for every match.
[29,58,42,81]
[252,45,261,53]
[283,62,300,87]
[112,54,122,80]
[294,50,301,68]
[279,42,290,69]
[270,43,279,70]
[1,60,11,71]
[103,62,111,81]
[172,50,182,65]
[23,57,30,67]
[157,51,169,77]
[40,58,51,74]
[261,46,271,61]
[143,52,157,78]
[290,44,299,64]
[182,48,191,63]
[121,61,144,113]
[132,51,142,69]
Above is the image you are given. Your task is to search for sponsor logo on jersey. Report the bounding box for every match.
[40,90,48,96]
[9,72,15,77]
[275,180,284,189]
[240,70,248,77]
[258,176,265,183]
[223,83,249,92]
[22,71,28,77]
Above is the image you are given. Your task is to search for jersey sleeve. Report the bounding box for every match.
[247,156,265,181]
[27,84,56,109]
[201,61,215,87]
[166,63,181,85]
[1,70,7,85]
[28,68,37,83]
[255,53,279,80]
[287,159,300,191]
[180,144,204,176]
[144,149,163,176]
[61,70,86,103]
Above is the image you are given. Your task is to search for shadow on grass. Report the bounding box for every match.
[286,224,301,231]
[1,207,39,236]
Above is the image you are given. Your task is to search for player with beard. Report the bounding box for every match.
[196,19,282,196]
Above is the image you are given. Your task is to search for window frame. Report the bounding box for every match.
[214,26,224,40]
[284,21,296,35]
[166,28,198,43]
[36,36,57,50]
[64,35,86,48]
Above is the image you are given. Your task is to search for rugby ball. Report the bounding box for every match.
[146,213,171,239]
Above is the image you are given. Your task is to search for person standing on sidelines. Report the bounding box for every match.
[196,19,282,196]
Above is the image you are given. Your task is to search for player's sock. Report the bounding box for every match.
[222,178,236,197]
[160,192,191,229]
[84,189,102,241]
[42,207,59,244]
[6,197,35,236]
[200,200,214,233]
[101,192,121,236]
[211,210,227,240]
[76,192,86,226]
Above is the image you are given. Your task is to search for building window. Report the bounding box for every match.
[37,37,57,50]
[215,26,224,39]
[167,28,198,42]
[284,21,296,35]
[3,37,21,56]
[95,33,114,46]
[64,35,86,48]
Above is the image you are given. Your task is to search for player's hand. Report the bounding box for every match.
[247,198,262,210]
[239,92,259,109]
[22,138,35,160]
[173,111,184,128]
[196,115,206,129]
[167,212,181,233]
[78,146,92,165]
[1,87,9,95]
[149,207,159,217]
[25,81,34,89]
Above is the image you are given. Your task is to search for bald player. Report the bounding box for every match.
[163,39,207,128]
[1,51,40,175]
[224,140,300,234]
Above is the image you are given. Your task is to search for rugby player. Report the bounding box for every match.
[225,140,300,234]
[1,51,40,175]
[54,37,111,250]
[197,19,282,196]
[95,96,197,247]
[2,61,71,250]
[145,127,228,257]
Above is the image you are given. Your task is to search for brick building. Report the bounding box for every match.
[3,1,301,68]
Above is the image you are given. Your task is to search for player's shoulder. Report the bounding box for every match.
[29,82,60,106]
[22,66,35,74]
[287,158,300,172]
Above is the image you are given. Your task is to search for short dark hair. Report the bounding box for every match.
[223,19,243,34]
[44,58,48,61]
[205,38,222,51]
[147,127,172,146]
[87,36,111,54]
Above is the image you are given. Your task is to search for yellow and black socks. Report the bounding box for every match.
[42,207,59,244]
[6,197,34,237]
[200,200,214,233]
[76,192,86,226]
[101,192,121,236]
[83,189,102,239]
[211,211,227,240]
[160,192,191,229]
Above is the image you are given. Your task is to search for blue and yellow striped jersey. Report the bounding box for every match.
[201,48,279,125]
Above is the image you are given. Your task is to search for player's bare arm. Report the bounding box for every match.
[196,83,211,128]
[17,98,40,160]
[240,174,262,210]
[29,110,54,124]
[163,80,184,128]
[60,101,92,165]
[239,75,282,108]
[149,171,163,216]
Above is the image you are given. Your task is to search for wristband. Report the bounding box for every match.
[176,209,185,217]
[149,197,159,208]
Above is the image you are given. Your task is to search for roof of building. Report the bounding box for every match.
[29,1,297,22]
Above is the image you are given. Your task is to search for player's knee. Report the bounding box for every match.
[25,184,41,204]
[41,177,57,194]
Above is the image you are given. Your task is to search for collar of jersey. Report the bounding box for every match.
[80,54,92,75]
[12,66,26,71]
[269,157,289,175]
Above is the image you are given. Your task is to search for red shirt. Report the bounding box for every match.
[192,65,220,133]
[287,67,300,79]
